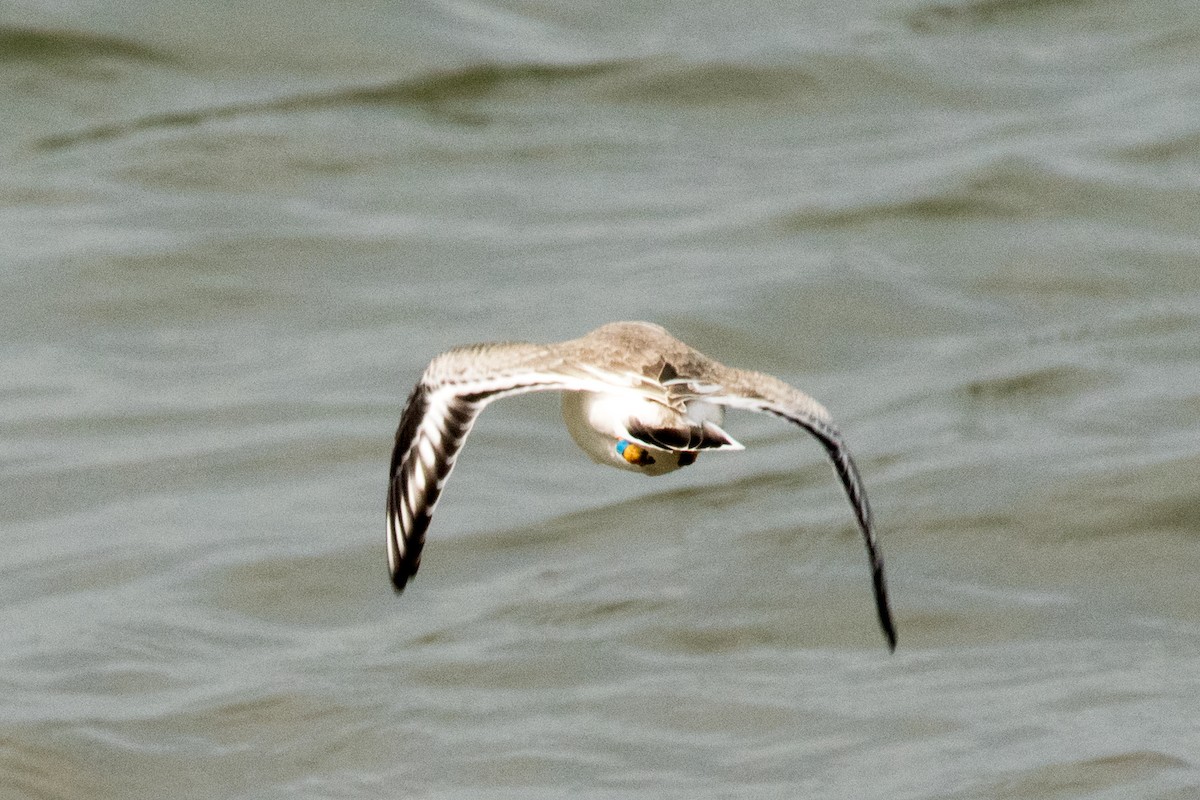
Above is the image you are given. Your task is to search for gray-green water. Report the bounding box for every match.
[3,0,1200,797]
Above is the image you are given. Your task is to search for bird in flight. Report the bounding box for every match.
[386,321,896,650]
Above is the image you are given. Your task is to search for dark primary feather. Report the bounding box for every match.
[757,405,896,652]
[387,382,484,591]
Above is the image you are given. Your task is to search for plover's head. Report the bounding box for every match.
[560,392,725,476]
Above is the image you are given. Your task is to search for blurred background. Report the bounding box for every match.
[2,0,1199,797]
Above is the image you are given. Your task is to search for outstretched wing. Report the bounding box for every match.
[387,381,485,590]
[387,344,617,591]
[712,372,897,652]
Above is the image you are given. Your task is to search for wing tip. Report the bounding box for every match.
[881,614,898,653]
[386,524,419,593]
[389,569,411,593]
[872,561,897,653]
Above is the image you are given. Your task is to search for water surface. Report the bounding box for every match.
[2,0,1199,797]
